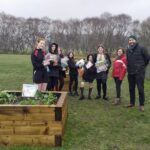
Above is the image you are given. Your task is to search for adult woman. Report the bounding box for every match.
[94,44,111,100]
[112,48,127,105]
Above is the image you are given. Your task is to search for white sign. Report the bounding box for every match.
[22,84,38,97]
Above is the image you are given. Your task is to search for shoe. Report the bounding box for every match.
[125,104,135,108]
[112,98,121,105]
[95,95,101,99]
[69,92,74,96]
[87,96,92,100]
[74,91,79,96]
[79,96,85,100]
[103,96,108,100]
[139,106,144,112]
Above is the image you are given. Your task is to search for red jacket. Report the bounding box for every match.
[112,54,127,80]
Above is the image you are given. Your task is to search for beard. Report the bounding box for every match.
[128,43,137,52]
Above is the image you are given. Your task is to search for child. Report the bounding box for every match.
[67,51,79,96]
[58,47,68,91]
[31,38,49,91]
[94,44,111,100]
[112,48,127,105]
[79,54,96,100]
[45,43,60,91]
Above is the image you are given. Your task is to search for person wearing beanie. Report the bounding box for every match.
[128,35,137,41]
[126,35,150,111]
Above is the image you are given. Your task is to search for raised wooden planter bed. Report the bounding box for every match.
[0,91,68,147]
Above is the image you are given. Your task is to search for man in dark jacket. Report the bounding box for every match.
[126,35,150,111]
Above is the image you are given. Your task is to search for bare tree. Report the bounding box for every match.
[0,12,150,54]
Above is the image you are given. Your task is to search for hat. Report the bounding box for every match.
[128,35,137,41]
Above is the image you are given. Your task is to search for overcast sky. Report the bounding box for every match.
[0,0,150,21]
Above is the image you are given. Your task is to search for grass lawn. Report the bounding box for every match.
[0,54,150,150]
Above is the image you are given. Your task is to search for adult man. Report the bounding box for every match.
[126,35,149,111]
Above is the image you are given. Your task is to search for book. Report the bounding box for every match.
[86,61,93,69]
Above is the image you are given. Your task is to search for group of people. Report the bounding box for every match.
[31,35,149,111]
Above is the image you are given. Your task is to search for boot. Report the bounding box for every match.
[112,98,121,105]
[74,91,79,96]
[79,87,85,100]
[69,92,74,96]
[103,95,108,100]
[125,104,135,108]
[95,95,101,99]
[88,88,93,100]
[139,105,144,112]
[103,83,108,100]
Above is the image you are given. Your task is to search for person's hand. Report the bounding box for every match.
[43,60,50,66]
[53,60,58,66]
[62,68,66,71]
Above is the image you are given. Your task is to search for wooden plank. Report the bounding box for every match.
[0,135,55,146]
[56,92,67,107]
[0,113,25,121]
[0,121,50,126]
[0,113,55,121]
[25,113,55,121]
[14,124,62,135]
[0,128,14,135]
[62,96,68,136]
[0,125,62,135]
[0,121,62,135]
[0,107,55,113]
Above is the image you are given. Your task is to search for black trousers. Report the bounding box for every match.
[96,79,107,97]
[47,76,58,91]
[69,76,78,93]
[128,73,145,106]
[114,77,122,98]
[59,76,64,91]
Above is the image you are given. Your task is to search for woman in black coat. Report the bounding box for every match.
[67,51,79,96]
[94,44,111,100]
[79,54,96,100]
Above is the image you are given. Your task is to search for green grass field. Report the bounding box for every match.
[0,54,150,150]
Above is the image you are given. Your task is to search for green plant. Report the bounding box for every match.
[0,92,17,104]
[19,91,57,105]
[40,92,57,105]
[19,98,37,105]
[0,91,57,105]
[35,91,57,105]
